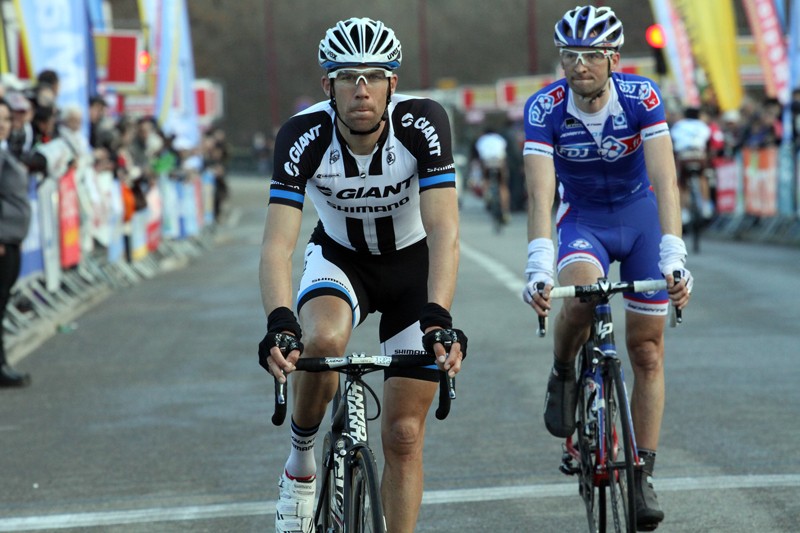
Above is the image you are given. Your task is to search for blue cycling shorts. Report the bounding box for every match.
[555,190,669,316]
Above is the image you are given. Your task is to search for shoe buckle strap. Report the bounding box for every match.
[276,515,314,532]
[277,500,315,516]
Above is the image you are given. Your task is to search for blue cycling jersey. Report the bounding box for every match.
[523,72,670,210]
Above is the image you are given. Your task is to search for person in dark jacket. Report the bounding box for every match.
[0,98,32,387]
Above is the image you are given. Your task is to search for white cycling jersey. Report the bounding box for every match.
[269,94,456,255]
[670,118,711,154]
[475,132,507,167]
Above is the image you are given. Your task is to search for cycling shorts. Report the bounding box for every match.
[296,229,438,382]
[555,190,669,316]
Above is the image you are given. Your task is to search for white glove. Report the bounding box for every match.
[658,234,694,292]
[522,238,555,304]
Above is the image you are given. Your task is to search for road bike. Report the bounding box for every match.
[537,275,681,533]
[272,352,455,533]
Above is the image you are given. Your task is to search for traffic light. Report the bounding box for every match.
[137,49,152,72]
[645,24,667,76]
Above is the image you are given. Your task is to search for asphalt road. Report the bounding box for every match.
[1,177,798,532]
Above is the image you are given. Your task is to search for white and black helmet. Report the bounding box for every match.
[554,6,624,49]
[318,17,402,71]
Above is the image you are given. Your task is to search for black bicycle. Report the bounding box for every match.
[272,353,455,533]
[484,167,506,233]
[537,276,681,533]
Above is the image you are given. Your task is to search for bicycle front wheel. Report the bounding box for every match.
[346,446,386,533]
[602,359,636,533]
[576,344,602,532]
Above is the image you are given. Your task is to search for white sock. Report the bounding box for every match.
[284,418,318,480]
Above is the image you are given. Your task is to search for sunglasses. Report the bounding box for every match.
[328,68,392,87]
[560,48,615,67]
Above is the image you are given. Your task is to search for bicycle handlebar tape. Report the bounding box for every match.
[673,270,683,325]
[435,372,452,420]
[272,376,287,426]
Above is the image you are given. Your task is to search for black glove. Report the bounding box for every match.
[258,332,304,373]
[422,328,468,360]
[258,307,304,373]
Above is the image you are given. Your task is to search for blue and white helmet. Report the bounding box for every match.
[554,6,624,49]
[318,17,402,71]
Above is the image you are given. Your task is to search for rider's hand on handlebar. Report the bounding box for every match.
[522,273,553,317]
[422,328,468,378]
[258,332,304,383]
[665,268,692,310]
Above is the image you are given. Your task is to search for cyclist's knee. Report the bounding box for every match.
[382,417,425,460]
[627,339,664,376]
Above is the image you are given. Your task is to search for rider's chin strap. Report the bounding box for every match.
[329,83,391,136]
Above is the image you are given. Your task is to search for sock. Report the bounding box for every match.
[639,448,657,475]
[284,418,319,480]
[553,355,575,380]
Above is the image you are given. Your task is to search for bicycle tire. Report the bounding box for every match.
[315,431,341,532]
[347,446,386,533]
[576,343,602,532]
[602,359,637,533]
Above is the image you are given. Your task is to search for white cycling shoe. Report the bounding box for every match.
[276,470,316,533]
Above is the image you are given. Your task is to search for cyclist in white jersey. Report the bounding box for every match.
[520,7,692,531]
[473,128,511,225]
[258,18,467,533]
[670,107,713,222]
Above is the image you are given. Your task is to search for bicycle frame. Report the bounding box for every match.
[319,368,377,530]
[272,353,454,533]
[564,300,640,483]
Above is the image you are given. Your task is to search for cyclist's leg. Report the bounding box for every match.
[546,213,610,437]
[381,376,436,533]
[553,214,611,365]
[624,312,665,451]
[618,195,669,529]
[376,241,438,533]
[498,165,511,221]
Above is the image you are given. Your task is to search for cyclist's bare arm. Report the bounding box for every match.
[524,153,557,315]
[420,186,463,374]
[643,135,690,307]
[259,203,304,377]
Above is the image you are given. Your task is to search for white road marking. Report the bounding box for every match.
[2,475,799,530]
[460,241,523,297]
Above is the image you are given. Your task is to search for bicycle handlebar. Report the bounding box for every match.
[536,272,684,336]
[271,354,455,426]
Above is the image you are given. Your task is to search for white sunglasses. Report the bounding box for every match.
[560,48,615,66]
[328,68,392,87]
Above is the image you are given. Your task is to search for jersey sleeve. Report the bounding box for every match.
[269,111,332,209]
[616,75,670,142]
[522,83,566,159]
[393,97,456,192]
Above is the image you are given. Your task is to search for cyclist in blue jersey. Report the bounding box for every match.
[521,6,692,531]
[258,18,467,533]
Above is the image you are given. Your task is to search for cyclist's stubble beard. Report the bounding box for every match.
[570,60,612,106]
[329,82,391,136]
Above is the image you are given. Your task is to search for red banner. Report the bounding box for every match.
[713,158,738,214]
[58,167,82,268]
[743,147,778,217]
[742,0,790,103]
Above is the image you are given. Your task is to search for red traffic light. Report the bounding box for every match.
[138,50,152,71]
[645,24,666,49]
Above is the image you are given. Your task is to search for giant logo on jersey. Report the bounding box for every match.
[400,113,442,156]
[283,124,323,177]
[617,80,660,112]
[528,86,565,127]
